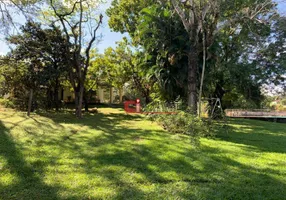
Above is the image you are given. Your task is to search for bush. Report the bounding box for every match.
[147,111,215,145]
[0,98,15,109]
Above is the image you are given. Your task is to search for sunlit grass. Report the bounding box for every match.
[0,108,285,199]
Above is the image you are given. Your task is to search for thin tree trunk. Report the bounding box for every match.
[83,90,89,112]
[46,87,52,110]
[74,89,79,115]
[27,89,33,116]
[109,87,113,104]
[84,96,89,112]
[54,79,59,111]
[198,30,206,118]
[145,96,151,105]
[119,87,123,103]
[188,50,198,114]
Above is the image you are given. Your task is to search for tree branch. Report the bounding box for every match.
[170,0,190,32]
[84,14,103,75]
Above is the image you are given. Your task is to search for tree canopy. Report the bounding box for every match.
[0,0,285,116]
[107,0,285,113]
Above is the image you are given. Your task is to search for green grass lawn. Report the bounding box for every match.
[0,108,285,200]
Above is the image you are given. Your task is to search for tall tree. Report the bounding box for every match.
[102,40,133,103]
[7,21,69,112]
[0,55,27,99]
[201,14,286,110]
[136,4,189,102]
[93,39,151,104]
[108,0,280,113]
[170,0,276,113]
[48,0,103,118]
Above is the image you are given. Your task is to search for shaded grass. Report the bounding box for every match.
[0,108,285,199]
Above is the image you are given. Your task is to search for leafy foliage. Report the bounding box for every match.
[46,0,103,118]
[145,102,216,145]
[6,21,70,110]
[0,98,15,109]
[136,4,189,101]
[108,0,284,112]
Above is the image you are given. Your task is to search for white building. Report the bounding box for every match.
[61,86,125,104]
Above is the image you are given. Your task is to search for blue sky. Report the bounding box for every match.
[0,0,126,55]
[0,0,285,55]
[95,0,128,53]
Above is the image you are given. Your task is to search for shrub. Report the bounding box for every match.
[144,99,218,145]
[0,98,15,109]
[147,111,215,145]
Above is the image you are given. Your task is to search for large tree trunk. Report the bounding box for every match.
[75,84,84,118]
[27,89,33,116]
[188,51,198,114]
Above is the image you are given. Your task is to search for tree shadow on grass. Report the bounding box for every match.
[37,110,144,136]
[36,110,286,199]
[216,119,286,153]
[1,110,285,199]
[53,112,286,199]
[67,128,286,199]
[0,121,60,200]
